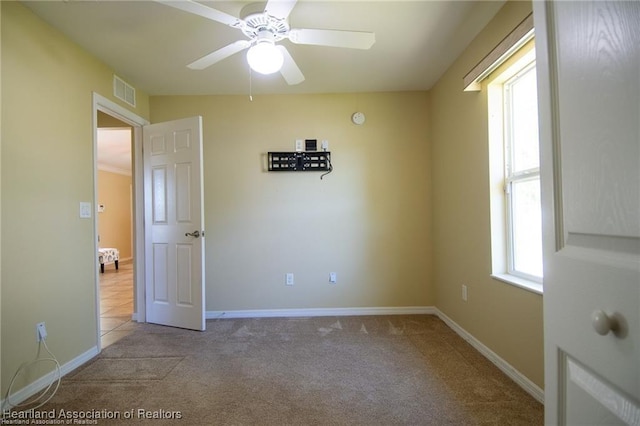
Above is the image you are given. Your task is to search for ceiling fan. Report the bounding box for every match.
[157,0,376,85]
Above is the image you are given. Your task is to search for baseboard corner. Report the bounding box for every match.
[433,308,544,404]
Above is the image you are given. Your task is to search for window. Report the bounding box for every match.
[503,63,542,281]
[488,44,543,293]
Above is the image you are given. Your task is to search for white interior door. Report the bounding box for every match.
[535,1,639,424]
[143,116,205,331]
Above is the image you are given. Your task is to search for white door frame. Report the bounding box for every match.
[92,92,149,350]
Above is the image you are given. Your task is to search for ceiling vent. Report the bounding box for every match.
[113,75,136,107]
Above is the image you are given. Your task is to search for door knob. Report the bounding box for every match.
[185,230,200,238]
[591,310,617,335]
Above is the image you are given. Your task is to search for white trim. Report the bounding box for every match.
[491,273,543,295]
[93,94,148,127]
[0,346,98,409]
[206,306,436,319]
[434,308,544,403]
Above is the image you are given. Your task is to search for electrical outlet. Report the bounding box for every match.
[321,140,329,151]
[295,139,304,152]
[36,322,47,342]
[286,273,294,286]
[329,272,337,283]
[462,285,468,302]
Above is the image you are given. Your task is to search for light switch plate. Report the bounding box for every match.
[79,202,92,218]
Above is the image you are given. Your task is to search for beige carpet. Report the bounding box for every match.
[39,315,543,425]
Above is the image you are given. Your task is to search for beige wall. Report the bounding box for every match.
[429,0,543,388]
[97,170,132,260]
[150,92,433,311]
[1,1,149,396]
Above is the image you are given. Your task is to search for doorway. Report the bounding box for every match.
[96,116,134,347]
[92,93,149,351]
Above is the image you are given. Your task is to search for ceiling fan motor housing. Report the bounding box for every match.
[241,12,290,43]
[254,28,278,45]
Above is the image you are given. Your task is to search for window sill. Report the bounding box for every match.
[491,273,543,295]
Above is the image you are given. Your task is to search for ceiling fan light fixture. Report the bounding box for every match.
[247,40,284,75]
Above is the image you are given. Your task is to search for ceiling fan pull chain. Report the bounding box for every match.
[249,66,253,102]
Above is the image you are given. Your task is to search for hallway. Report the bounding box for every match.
[99,260,137,347]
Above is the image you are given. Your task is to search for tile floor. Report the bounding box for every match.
[99,260,138,348]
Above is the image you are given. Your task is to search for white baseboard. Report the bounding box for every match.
[1,346,98,410]
[207,306,436,319]
[433,308,544,403]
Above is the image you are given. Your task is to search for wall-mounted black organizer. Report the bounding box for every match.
[268,152,331,172]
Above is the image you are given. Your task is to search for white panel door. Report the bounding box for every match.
[535,1,639,424]
[143,116,205,331]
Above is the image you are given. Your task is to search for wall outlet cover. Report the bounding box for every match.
[36,322,47,342]
[79,202,92,218]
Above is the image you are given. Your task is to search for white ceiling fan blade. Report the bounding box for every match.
[156,0,241,28]
[277,45,305,85]
[265,0,298,20]
[187,40,251,70]
[288,29,375,50]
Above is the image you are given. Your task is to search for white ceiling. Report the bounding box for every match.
[23,0,505,96]
[97,128,132,176]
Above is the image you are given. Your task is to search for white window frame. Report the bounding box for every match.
[503,62,542,283]
[488,47,543,294]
